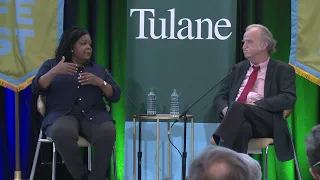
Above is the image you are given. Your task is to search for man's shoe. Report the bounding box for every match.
[210,137,217,145]
[80,170,90,180]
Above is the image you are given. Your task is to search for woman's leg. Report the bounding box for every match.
[80,119,116,180]
[45,115,88,180]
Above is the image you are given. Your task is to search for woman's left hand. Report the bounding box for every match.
[78,72,103,86]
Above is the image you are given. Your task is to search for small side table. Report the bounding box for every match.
[132,114,194,180]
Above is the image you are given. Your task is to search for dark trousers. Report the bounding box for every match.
[213,101,274,153]
[45,113,116,180]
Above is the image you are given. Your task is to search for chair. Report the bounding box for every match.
[247,110,301,180]
[29,96,117,180]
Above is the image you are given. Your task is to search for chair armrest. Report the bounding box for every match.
[37,96,46,116]
[283,109,292,119]
[248,138,274,151]
[105,104,110,112]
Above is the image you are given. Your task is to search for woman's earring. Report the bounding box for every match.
[71,50,73,52]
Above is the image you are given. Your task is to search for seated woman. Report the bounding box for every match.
[32,26,120,180]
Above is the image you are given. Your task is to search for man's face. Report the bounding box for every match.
[242,27,267,61]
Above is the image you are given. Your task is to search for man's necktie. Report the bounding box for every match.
[237,65,260,103]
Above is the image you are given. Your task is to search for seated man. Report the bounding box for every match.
[188,146,250,180]
[211,24,296,162]
[305,125,320,180]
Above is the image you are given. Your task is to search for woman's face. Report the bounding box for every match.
[72,34,92,63]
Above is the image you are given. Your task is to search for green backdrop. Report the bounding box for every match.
[126,0,237,122]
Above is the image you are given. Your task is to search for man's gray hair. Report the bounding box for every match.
[188,146,250,180]
[305,125,320,175]
[238,153,262,180]
[246,24,277,53]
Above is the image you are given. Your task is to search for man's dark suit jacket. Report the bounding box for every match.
[213,59,296,162]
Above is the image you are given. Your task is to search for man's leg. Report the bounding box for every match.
[45,115,87,180]
[231,120,252,153]
[80,119,116,180]
[213,101,273,153]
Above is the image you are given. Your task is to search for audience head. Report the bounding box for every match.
[188,146,250,180]
[305,125,320,179]
[55,26,92,64]
[238,153,262,180]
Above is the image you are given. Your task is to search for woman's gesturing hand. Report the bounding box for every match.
[51,56,78,75]
[78,72,103,86]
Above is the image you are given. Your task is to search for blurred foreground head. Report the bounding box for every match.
[188,146,250,180]
[305,125,320,180]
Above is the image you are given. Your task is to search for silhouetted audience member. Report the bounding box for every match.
[238,153,262,180]
[188,146,250,180]
[305,125,320,180]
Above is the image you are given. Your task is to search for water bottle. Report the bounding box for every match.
[170,89,180,116]
[147,88,156,115]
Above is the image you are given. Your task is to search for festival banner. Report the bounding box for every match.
[0,0,64,91]
[290,0,320,86]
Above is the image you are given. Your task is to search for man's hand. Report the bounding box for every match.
[78,72,103,86]
[210,137,217,146]
[246,101,257,106]
[222,107,228,116]
[219,107,228,119]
